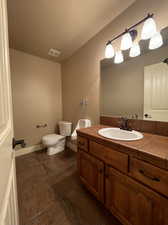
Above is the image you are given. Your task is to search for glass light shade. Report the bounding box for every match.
[149,32,163,50]
[129,42,141,57]
[105,43,115,58]
[141,18,157,40]
[121,32,133,50]
[114,51,124,64]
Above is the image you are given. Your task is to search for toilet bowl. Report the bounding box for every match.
[42,121,72,156]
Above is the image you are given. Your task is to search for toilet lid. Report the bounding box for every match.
[42,134,65,145]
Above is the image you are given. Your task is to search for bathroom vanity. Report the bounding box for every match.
[79,27,168,224]
[77,125,168,225]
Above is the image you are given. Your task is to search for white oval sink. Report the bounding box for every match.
[98,128,143,141]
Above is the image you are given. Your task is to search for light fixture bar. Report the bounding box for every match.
[107,13,154,44]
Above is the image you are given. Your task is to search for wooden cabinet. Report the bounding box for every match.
[89,140,128,173]
[130,158,168,197]
[77,135,168,225]
[105,166,168,225]
[77,136,88,152]
[78,150,104,202]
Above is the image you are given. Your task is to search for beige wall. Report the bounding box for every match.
[62,0,168,126]
[10,49,62,147]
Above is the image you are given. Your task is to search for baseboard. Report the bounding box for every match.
[15,144,43,157]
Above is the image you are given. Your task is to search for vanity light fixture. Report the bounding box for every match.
[149,31,163,50]
[129,42,141,57]
[105,41,115,58]
[105,13,163,63]
[114,51,124,64]
[121,31,133,50]
[141,17,157,40]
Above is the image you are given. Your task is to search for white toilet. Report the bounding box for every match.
[42,121,72,156]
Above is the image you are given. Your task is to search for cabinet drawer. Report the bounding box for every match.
[77,136,88,151]
[89,141,128,173]
[130,158,168,197]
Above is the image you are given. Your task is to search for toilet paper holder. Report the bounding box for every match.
[36,124,47,128]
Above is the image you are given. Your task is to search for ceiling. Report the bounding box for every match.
[7,0,135,62]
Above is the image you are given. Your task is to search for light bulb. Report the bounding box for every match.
[114,51,124,64]
[129,42,141,57]
[105,43,115,58]
[141,17,157,40]
[121,32,133,50]
[149,32,163,50]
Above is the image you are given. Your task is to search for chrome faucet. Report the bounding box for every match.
[120,117,132,131]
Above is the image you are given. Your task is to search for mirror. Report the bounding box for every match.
[100,27,168,122]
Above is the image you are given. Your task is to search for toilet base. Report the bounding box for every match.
[47,139,65,156]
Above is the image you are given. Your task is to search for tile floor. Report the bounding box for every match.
[16,149,121,225]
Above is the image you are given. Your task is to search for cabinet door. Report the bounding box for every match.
[78,150,104,202]
[105,166,168,225]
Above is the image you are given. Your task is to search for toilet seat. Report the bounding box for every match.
[42,134,64,146]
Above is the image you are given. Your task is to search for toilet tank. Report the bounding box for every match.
[59,121,72,136]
